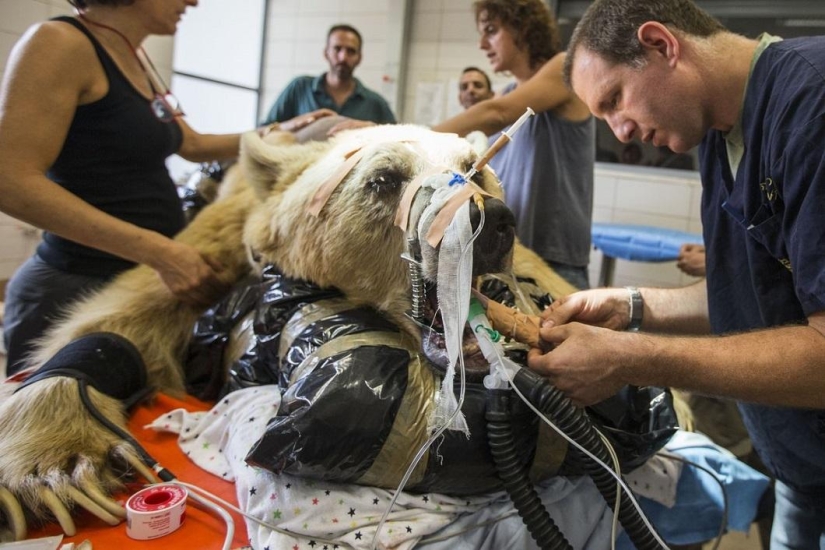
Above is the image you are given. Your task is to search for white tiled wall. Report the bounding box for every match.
[591,164,704,289]
[402,0,512,124]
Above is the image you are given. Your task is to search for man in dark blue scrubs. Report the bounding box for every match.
[527,0,825,546]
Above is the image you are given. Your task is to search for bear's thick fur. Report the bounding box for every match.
[0,124,576,540]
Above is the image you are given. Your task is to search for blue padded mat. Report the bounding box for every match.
[592,223,703,262]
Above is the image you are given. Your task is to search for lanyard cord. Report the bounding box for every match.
[76,13,169,97]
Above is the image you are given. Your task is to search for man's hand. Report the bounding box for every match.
[676,243,706,277]
[525,288,640,405]
[540,288,632,331]
[527,322,634,406]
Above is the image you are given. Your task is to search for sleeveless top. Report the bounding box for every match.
[38,16,184,277]
[488,83,595,267]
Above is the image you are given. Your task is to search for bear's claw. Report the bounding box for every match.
[118,449,159,487]
[66,485,123,525]
[0,485,26,541]
[0,378,157,540]
[79,478,128,519]
[0,458,139,541]
[37,485,76,536]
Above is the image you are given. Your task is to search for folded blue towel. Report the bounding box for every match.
[592,223,703,262]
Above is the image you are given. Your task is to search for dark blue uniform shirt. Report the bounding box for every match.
[699,36,825,494]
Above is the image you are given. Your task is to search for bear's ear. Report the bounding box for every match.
[464,130,489,156]
[240,131,329,201]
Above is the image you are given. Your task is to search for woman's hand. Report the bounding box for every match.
[326,119,376,136]
[257,109,337,137]
[149,240,230,307]
[279,109,337,132]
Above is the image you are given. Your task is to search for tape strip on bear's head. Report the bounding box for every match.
[15,332,150,408]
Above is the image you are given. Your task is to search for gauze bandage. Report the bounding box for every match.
[416,174,478,436]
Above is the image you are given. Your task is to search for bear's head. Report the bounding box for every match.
[239,124,517,367]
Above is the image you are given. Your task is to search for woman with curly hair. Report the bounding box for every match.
[435,0,595,290]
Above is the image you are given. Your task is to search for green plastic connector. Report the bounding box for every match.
[468,296,486,321]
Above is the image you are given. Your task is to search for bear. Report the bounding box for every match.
[0,123,578,541]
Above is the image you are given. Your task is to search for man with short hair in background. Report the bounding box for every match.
[261,24,396,131]
[458,66,494,109]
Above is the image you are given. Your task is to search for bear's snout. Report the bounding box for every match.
[470,196,515,275]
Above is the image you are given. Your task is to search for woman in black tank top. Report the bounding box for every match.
[0,0,327,375]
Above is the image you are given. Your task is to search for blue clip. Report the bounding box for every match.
[448,172,466,186]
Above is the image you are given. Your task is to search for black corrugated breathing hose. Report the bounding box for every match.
[510,367,666,550]
[486,388,574,550]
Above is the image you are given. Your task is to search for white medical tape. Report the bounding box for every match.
[125,483,187,540]
[394,165,449,231]
[425,181,490,248]
[307,146,366,217]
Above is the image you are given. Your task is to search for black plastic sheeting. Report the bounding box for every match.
[186,265,678,495]
[178,160,233,223]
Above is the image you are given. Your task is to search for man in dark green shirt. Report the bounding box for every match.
[262,24,396,127]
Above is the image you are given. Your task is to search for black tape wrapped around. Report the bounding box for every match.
[412,384,542,495]
[16,332,148,408]
[254,268,342,389]
[278,308,400,382]
[186,266,341,399]
[186,274,264,400]
[587,386,678,470]
[187,265,678,495]
[248,345,410,482]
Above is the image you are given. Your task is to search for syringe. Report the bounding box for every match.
[463,107,535,182]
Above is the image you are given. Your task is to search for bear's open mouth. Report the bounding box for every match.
[418,282,491,380]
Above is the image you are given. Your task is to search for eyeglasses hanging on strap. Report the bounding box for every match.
[134,46,186,122]
[78,13,186,123]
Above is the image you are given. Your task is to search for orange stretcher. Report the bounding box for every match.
[26,393,249,549]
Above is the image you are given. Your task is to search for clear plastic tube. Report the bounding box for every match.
[464,107,535,180]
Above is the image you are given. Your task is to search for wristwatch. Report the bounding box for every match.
[625,287,643,332]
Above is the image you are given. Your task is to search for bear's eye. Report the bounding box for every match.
[367,169,405,195]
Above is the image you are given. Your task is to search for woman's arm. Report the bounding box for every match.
[175,118,242,162]
[175,109,338,162]
[433,53,590,136]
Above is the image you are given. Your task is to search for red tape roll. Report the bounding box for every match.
[126,483,187,540]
